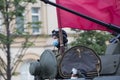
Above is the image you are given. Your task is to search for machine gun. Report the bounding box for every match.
[29,0,120,80]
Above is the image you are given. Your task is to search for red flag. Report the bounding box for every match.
[56,0,120,31]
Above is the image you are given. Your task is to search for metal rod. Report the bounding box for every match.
[40,0,120,33]
[58,28,65,55]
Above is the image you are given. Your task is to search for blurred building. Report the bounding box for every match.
[0,0,76,80]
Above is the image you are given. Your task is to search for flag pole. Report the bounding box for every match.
[40,0,120,33]
[58,28,65,55]
[57,0,65,55]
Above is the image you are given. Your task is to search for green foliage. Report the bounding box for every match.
[22,33,35,48]
[15,6,25,16]
[28,21,42,28]
[0,0,37,18]
[0,0,38,45]
[22,41,34,48]
[24,0,37,3]
[70,31,113,55]
[0,0,38,80]
[0,33,13,45]
[0,0,5,11]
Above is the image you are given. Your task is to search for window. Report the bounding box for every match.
[31,7,41,34]
[32,7,39,13]
[16,16,24,33]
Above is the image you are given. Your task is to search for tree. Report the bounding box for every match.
[0,0,41,80]
[70,30,113,55]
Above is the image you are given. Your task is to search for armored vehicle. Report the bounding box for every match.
[29,0,120,80]
[29,39,120,80]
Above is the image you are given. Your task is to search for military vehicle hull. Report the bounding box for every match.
[29,42,120,80]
